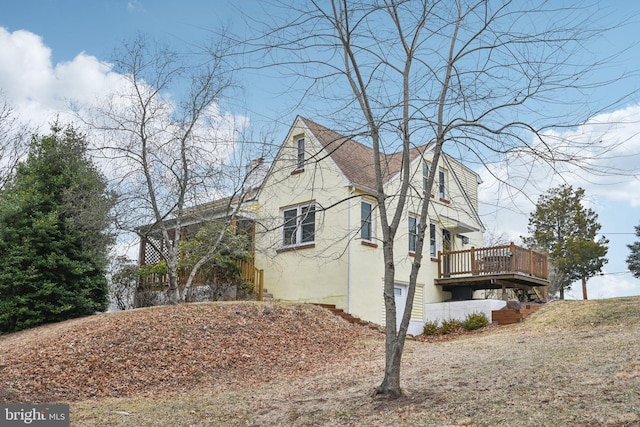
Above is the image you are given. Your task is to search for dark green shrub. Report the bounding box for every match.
[440,318,463,335]
[462,312,489,331]
[422,320,441,336]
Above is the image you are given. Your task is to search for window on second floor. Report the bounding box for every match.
[361,200,374,242]
[438,168,447,200]
[283,203,315,247]
[422,162,430,193]
[296,137,305,170]
[429,223,437,258]
[408,215,417,253]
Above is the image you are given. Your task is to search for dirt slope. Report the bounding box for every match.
[0,302,378,403]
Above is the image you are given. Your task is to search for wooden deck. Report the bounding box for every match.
[435,243,549,293]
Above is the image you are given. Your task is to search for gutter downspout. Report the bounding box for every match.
[347,185,355,313]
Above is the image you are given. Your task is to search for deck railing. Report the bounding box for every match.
[138,259,264,300]
[239,259,264,301]
[438,242,548,280]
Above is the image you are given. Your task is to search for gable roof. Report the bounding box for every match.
[299,116,431,190]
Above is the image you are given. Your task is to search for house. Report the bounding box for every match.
[252,116,547,334]
[138,116,548,334]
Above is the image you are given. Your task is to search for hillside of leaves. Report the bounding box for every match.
[0,302,378,403]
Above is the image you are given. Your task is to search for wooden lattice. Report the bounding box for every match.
[143,235,168,265]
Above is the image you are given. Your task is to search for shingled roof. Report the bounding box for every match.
[299,116,431,190]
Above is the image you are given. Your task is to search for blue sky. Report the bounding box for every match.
[1,1,640,299]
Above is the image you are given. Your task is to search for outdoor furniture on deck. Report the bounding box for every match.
[436,243,549,297]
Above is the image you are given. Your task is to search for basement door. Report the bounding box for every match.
[394,285,407,330]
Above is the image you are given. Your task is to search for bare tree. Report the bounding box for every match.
[82,34,256,304]
[108,256,139,310]
[0,94,30,191]
[253,0,633,397]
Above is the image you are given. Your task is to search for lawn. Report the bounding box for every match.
[2,297,639,426]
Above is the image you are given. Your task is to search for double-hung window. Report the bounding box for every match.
[361,200,374,242]
[429,223,437,258]
[408,215,417,253]
[438,169,447,199]
[296,137,305,170]
[283,204,315,247]
[423,162,430,193]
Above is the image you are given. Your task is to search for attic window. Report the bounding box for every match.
[296,137,305,170]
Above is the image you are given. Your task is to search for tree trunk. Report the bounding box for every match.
[375,340,403,398]
[582,276,588,300]
[559,286,565,300]
[166,269,180,304]
[375,240,405,397]
[166,248,181,304]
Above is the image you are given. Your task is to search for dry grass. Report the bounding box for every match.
[3,297,640,426]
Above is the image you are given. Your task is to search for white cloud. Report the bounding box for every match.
[577,273,640,300]
[478,103,640,237]
[0,29,53,101]
[0,26,248,153]
[476,105,640,298]
[0,27,252,257]
[127,0,145,13]
[0,27,124,129]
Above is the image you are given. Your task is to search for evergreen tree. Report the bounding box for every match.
[523,184,608,299]
[627,223,640,278]
[0,124,115,333]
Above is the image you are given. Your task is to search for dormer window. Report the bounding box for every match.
[296,137,305,170]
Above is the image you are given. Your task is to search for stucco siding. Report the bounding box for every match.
[254,117,485,329]
[255,119,353,310]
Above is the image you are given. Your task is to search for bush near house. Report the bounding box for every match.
[462,312,489,331]
[422,320,440,336]
[422,312,490,336]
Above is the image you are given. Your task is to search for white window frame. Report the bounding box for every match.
[296,137,305,170]
[361,200,375,242]
[422,162,430,193]
[429,223,437,258]
[408,215,417,253]
[282,203,315,247]
[438,168,447,199]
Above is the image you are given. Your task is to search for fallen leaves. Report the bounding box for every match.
[0,302,379,403]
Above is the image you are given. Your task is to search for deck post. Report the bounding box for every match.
[258,269,264,301]
[471,247,478,275]
[529,247,534,275]
[544,253,549,278]
[437,251,443,278]
[510,242,516,272]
